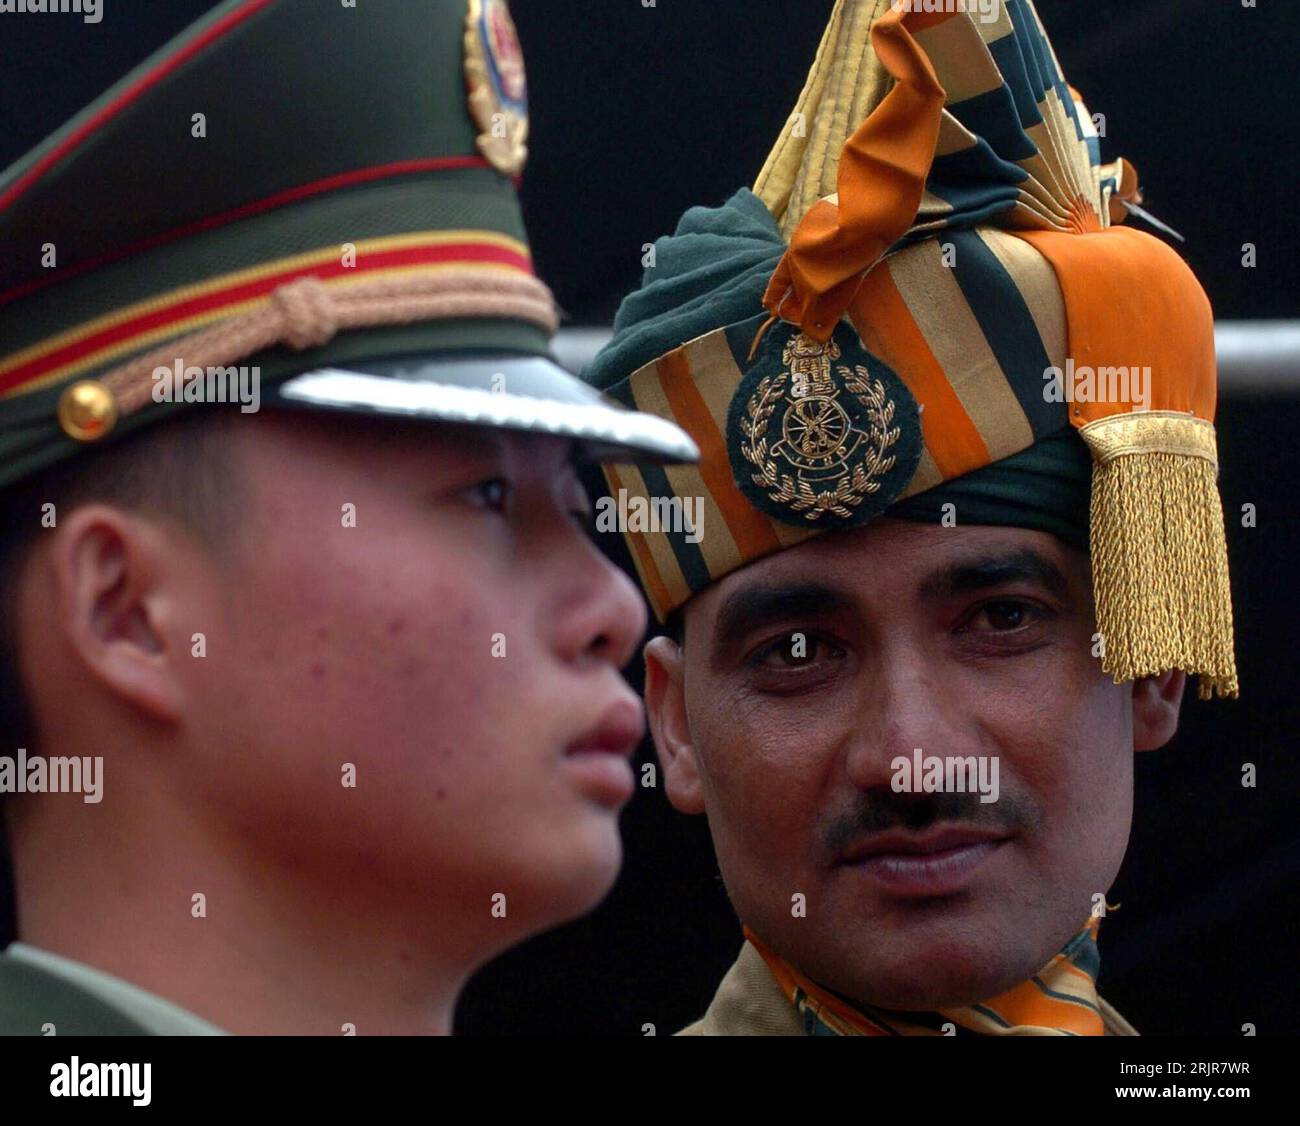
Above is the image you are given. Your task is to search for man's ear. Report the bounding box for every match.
[643,634,706,815]
[39,504,192,724]
[1132,669,1186,752]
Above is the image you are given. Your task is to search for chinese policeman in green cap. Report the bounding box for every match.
[0,0,694,1035]
[587,0,1237,1035]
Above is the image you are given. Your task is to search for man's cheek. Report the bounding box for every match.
[709,742,816,861]
[712,688,815,761]
[1044,692,1131,800]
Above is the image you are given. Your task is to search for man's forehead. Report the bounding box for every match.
[695,521,1083,625]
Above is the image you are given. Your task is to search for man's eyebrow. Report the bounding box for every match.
[917,548,1071,602]
[713,582,855,651]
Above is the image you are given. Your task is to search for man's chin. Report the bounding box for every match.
[794,912,1045,1012]
[562,827,624,916]
[506,819,625,929]
[842,963,1025,1012]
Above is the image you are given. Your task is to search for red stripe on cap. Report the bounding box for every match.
[0,240,532,395]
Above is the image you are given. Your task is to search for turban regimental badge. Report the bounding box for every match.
[730,324,922,527]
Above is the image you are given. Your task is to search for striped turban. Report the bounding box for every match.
[586,0,1236,699]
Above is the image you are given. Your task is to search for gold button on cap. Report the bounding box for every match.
[57,380,119,442]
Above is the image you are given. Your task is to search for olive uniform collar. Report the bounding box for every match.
[0,943,224,1036]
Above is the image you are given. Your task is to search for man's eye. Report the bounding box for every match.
[470,477,512,513]
[967,600,1038,631]
[754,632,844,668]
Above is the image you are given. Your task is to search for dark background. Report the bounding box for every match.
[2,1,1297,1035]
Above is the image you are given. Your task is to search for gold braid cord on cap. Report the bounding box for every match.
[90,271,557,418]
[1081,413,1238,700]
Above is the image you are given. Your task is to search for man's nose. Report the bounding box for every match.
[843,647,970,792]
[551,534,648,670]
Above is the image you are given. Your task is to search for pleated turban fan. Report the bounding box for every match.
[586,0,1237,700]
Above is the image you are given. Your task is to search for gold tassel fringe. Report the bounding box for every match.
[1082,412,1238,700]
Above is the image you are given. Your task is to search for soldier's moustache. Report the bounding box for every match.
[823,786,1041,859]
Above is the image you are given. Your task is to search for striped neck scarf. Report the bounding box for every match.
[744,917,1106,1036]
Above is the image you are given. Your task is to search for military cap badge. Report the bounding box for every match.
[463,0,529,176]
[728,320,922,527]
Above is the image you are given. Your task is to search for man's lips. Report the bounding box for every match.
[565,698,644,759]
[837,826,1013,898]
[563,698,644,807]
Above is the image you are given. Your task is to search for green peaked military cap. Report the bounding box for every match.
[0,0,697,490]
